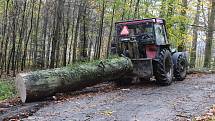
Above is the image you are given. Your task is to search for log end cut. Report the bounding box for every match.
[15,73,27,103]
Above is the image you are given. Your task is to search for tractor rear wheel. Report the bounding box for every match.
[174,55,187,81]
[154,49,173,86]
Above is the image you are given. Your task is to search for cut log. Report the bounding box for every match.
[15,57,133,102]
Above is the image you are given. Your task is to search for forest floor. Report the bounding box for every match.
[1,74,215,121]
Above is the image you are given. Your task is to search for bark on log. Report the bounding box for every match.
[15,57,133,102]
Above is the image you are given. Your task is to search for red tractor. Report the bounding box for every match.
[112,18,188,86]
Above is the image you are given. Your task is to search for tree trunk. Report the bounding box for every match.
[81,7,88,58]
[72,4,82,62]
[128,0,133,19]
[204,1,215,68]
[33,0,42,68]
[134,0,140,19]
[62,2,71,66]
[178,0,188,51]
[21,0,35,71]
[68,2,76,64]
[15,57,133,102]
[11,1,18,77]
[41,2,49,68]
[121,0,127,20]
[107,2,116,57]
[190,0,201,68]
[0,0,10,77]
[16,0,27,72]
[50,0,64,68]
[96,0,105,59]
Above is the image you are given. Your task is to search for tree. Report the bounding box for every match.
[107,1,116,57]
[204,0,215,68]
[95,0,106,59]
[134,0,140,18]
[0,0,10,77]
[50,0,64,68]
[178,0,188,52]
[190,0,201,68]
[21,0,35,71]
[33,0,42,68]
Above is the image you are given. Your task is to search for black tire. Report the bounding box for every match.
[154,49,173,86]
[115,78,132,86]
[174,55,187,81]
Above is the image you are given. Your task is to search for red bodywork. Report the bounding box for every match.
[145,45,157,59]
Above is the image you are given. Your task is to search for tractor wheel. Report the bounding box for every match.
[174,55,187,81]
[154,49,173,86]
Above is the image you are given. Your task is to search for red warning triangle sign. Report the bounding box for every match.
[120,26,129,35]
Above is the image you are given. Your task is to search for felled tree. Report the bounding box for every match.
[16,57,133,102]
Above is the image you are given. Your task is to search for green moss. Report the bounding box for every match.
[67,57,121,68]
[0,80,16,100]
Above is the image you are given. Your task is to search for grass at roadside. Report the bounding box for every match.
[0,79,16,101]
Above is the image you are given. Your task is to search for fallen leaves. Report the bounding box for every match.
[194,105,215,121]
[100,110,113,116]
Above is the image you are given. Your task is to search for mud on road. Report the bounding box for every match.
[2,74,215,121]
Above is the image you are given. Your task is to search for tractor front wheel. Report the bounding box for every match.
[174,55,187,81]
[154,49,173,86]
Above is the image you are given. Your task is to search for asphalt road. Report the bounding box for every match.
[24,74,215,121]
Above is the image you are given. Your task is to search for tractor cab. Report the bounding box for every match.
[114,18,169,59]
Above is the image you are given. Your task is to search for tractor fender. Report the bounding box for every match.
[172,52,188,67]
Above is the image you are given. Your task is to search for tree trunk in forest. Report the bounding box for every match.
[68,3,76,64]
[121,0,127,20]
[62,2,71,66]
[72,3,82,63]
[134,0,140,19]
[82,8,88,58]
[21,0,35,71]
[3,36,9,75]
[0,0,10,77]
[41,2,49,68]
[178,0,188,52]
[128,0,133,19]
[16,0,27,72]
[50,0,64,68]
[204,1,215,68]
[107,2,116,57]
[79,3,88,59]
[96,0,105,59]
[33,0,42,68]
[11,1,18,77]
[190,0,201,68]
[15,57,133,103]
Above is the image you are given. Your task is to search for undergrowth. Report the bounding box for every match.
[0,80,16,101]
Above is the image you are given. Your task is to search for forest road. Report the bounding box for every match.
[24,74,215,121]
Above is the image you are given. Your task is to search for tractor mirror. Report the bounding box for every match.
[171,48,177,53]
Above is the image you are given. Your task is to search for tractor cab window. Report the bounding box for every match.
[154,24,167,45]
[117,23,154,41]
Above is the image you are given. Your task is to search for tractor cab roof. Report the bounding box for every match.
[115,18,166,25]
